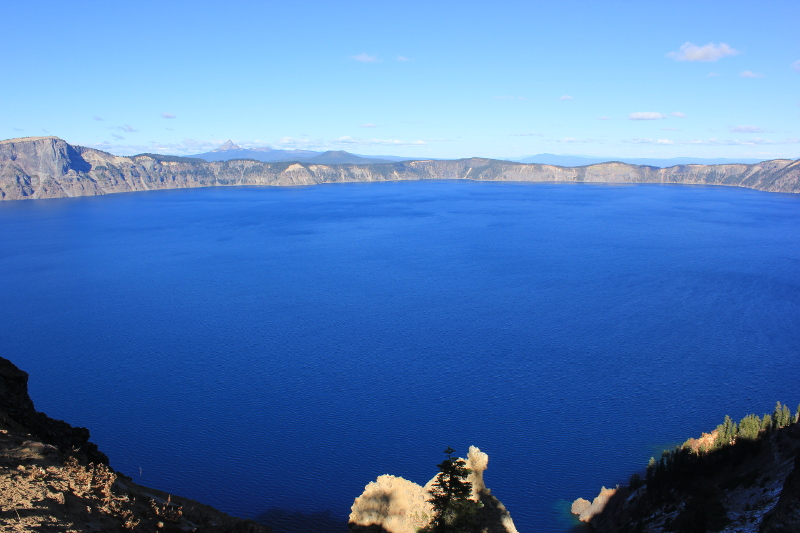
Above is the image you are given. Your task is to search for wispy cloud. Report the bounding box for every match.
[740,70,763,78]
[161,112,177,119]
[625,137,799,146]
[730,125,766,133]
[493,96,525,101]
[792,60,800,72]
[596,116,612,120]
[661,127,681,131]
[707,72,720,77]
[116,124,138,133]
[359,123,377,128]
[553,137,606,144]
[111,134,125,141]
[629,112,665,120]
[511,132,544,137]
[93,116,104,121]
[396,56,412,62]
[671,112,687,118]
[667,42,739,62]
[352,53,378,63]
[333,136,425,146]
[559,95,573,101]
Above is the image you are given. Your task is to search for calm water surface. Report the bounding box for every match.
[1,181,798,532]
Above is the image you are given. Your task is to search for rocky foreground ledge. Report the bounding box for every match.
[0,357,269,532]
[1,136,800,201]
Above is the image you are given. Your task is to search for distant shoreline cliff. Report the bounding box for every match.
[1,136,799,201]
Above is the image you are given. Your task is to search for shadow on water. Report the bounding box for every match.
[255,508,350,533]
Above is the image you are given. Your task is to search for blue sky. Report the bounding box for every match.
[2,0,798,159]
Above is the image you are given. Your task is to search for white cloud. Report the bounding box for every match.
[116,124,138,132]
[93,116,104,121]
[511,132,544,137]
[111,134,124,141]
[396,56,412,62]
[559,95,573,101]
[625,137,800,146]
[359,123,377,128]
[792,60,800,72]
[730,125,766,133]
[671,112,687,118]
[707,72,720,77]
[596,116,612,120]
[740,71,763,78]
[629,112,665,120]
[333,136,425,146]
[667,42,739,62]
[352,53,378,63]
[551,137,606,144]
[161,112,177,119]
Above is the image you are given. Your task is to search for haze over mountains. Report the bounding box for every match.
[516,153,769,167]
[188,141,773,168]
[189,140,412,165]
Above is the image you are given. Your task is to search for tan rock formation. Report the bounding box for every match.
[349,446,517,533]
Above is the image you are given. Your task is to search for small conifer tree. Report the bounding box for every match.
[421,447,482,533]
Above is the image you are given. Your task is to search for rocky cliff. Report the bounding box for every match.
[574,422,800,533]
[0,357,269,532]
[2,137,799,201]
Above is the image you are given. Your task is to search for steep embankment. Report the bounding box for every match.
[1,137,799,201]
[0,357,269,532]
[574,415,800,533]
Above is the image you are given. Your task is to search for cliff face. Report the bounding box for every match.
[2,137,799,201]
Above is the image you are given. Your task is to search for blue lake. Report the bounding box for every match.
[1,180,799,532]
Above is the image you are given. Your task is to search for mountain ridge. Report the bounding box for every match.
[188,141,404,164]
[515,153,771,167]
[1,136,799,201]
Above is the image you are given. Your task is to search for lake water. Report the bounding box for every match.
[1,181,798,533]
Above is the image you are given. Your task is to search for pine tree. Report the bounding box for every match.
[772,401,790,428]
[422,447,482,533]
[778,403,792,427]
[715,415,736,447]
[738,414,761,441]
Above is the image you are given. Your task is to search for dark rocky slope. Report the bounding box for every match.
[0,357,269,532]
[2,137,799,201]
[574,422,800,533]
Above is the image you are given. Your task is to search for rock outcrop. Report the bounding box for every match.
[0,357,270,532]
[0,357,107,464]
[349,446,517,533]
[2,136,800,201]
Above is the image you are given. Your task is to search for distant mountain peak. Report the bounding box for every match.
[213,140,242,152]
